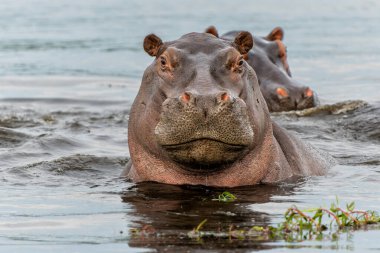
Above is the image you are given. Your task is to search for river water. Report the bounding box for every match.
[1,0,380,252]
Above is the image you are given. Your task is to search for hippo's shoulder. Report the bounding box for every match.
[271,121,333,178]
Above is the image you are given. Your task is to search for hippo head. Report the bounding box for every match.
[252,27,318,112]
[207,26,318,112]
[126,32,274,185]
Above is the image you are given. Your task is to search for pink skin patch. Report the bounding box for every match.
[276,87,289,98]
[220,92,229,102]
[181,92,191,103]
[305,88,313,98]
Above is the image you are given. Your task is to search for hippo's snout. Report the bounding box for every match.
[296,87,317,110]
[177,91,234,118]
[180,91,231,105]
[269,86,317,112]
[155,92,254,169]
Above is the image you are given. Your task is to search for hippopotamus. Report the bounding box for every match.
[121,31,330,187]
[205,26,318,112]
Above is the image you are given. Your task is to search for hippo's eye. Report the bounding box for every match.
[238,60,244,66]
[160,57,167,66]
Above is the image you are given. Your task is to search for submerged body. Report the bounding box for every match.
[122,32,330,187]
[207,26,318,112]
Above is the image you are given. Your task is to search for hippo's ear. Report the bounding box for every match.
[266,27,284,41]
[233,31,254,55]
[143,34,163,57]
[205,26,219,37]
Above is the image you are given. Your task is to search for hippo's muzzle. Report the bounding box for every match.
[155,91,254,170]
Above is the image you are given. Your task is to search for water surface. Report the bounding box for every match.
[1,0,380,252]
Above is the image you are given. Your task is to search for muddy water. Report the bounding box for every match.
[1,0,380,252]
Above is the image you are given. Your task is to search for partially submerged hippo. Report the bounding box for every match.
[121,31,330,187]
[206,26,318,112]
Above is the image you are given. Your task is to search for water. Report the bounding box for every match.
[1,0,380,252]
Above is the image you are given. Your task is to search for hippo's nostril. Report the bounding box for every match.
[180,92,192,104]
[220,92,229,102]
[216,91,231,104]
[276,87,289,99]
[304,88,313,98]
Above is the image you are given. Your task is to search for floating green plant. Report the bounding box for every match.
[212,191,237,202]
[188,199,380,242]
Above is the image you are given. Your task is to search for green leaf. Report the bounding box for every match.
[251,226,264,232]
[195,219,208,232]
[347,201,355,212]
[212,191,237,202]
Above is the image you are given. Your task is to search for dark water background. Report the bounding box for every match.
[1,0,380,252]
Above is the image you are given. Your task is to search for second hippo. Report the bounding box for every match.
[206,26,318,112]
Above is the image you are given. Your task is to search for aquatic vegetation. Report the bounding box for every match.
[128,195,380,243]
[212,191,237,202]
[188,199,380,242]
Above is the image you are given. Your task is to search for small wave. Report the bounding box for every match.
[337,103,380,143]
[21,154,127,173]
[0,127,31,148]
[6,154,129,185]
[34,135,85,151]
[0,115,41,129]
[273,101,380,144]
[333,146,380,165]
[103,46,140,52]
[272,100,367,117]
[0,39,107,52]
[1,98,125,106]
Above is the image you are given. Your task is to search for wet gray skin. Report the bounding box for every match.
[122,32,331,187]
[207,27,318,112]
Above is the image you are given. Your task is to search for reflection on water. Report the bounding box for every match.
[121,178,380,252]
[121,181,299,251]
[1,0,380,252]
